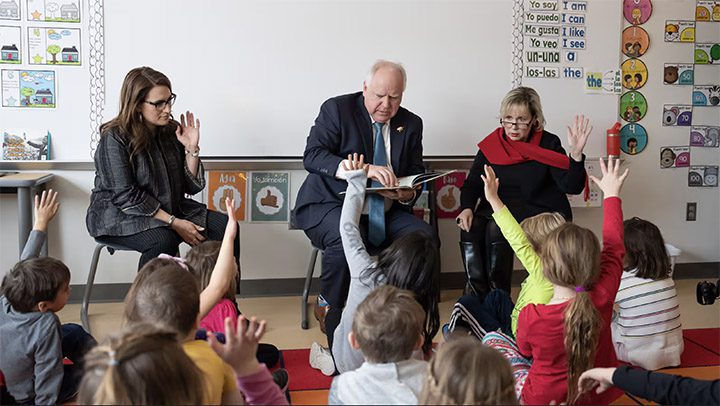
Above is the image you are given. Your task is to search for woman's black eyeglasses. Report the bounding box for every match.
[144,93,176,110]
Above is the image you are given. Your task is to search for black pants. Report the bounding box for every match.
[97,210,240,271]
[304,206,433,349]
[460,212,507,249]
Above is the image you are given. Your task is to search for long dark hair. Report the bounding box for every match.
[363,231,440,353]
[623,217,671,280]
[100,67,175,156]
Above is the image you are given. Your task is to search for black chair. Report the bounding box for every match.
[288,209,322,330]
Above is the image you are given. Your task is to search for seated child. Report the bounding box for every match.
[79,324,206,404]
[313,154,440,376]
[446,210,564,340]
[328,285,428,405]
[0,190,96,404]
[419,337,517,405]
[612,217,683,370]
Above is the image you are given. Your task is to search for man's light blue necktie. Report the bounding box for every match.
[368,121,386,247]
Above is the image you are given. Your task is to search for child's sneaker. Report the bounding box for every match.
[309,341,336,376]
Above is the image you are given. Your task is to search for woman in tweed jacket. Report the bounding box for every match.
[86,67,239,269]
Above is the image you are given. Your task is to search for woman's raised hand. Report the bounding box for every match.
[175,110,200,149]
[567,114,592,161]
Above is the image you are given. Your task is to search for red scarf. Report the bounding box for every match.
[478,127,590,201]
[478,127,570,169]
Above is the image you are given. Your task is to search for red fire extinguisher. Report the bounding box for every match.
[606,122,621,159]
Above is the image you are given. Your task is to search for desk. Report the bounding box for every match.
[0,172,54,259]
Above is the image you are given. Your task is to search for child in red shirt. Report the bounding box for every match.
[481,157,629,404]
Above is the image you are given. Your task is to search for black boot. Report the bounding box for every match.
[460,242,489,298]
[487,241,514,294]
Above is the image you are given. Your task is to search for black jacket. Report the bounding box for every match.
[613,365,720,405]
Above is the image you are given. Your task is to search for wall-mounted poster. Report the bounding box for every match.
[207,171,247,221]
[26,0,80,23]
[620,123,648,155]
[0,0,20,20]
[695,43,720,64]
[692,85,720,107]
[249,172,289,222]
[663,63,693,85]
[0,25,21,63]
[662,104,692,126]
[2,129,50,160]
[690,126,719,147]
[433,170,467,219]
[1,69,55,108]
[621,26,649,57]
[623,0,652,25]
[688,166,718,187]
[619,91,647,122]
[621,58,648,90]
[27,27,81,65]
[660,146,690,169]
[664,20,695,42]
[695,1,720,22]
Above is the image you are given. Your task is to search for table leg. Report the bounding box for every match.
[17,186,31,260]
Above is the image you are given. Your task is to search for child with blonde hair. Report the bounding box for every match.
[612,217,683,370]
[419,337,517,405]
[481,157,629,405]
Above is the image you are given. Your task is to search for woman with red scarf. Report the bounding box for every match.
[454,87,590,302]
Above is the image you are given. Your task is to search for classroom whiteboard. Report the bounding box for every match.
[1,0,623,159]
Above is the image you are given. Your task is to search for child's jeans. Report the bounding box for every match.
[59,323,97,402]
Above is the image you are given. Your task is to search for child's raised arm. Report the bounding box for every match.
[21,189,59,260]
[199,197,238,319]
[339,153,375,278]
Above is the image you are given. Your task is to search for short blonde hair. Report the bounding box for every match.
[352,285,424,363]
[520,212,566,251]
[500,86,545,131]
[419,338,518,405]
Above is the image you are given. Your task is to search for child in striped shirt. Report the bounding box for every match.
[612,217,683,370]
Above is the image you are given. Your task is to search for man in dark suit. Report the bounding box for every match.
[294,60,433,352]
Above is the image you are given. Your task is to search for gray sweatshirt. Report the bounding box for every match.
[331,169,382,373]
[0,230,64,405]
[327,358,428,405]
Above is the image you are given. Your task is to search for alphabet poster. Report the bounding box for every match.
[250,172,289,222]
[433,170,467,219]
[207,171,247,221]
[28,27,81,65]
[1,69,55,107]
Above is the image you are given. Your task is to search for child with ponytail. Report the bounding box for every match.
[481,157,628,404]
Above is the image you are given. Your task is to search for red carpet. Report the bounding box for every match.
[684,328,720,355]
[678,338,720,368]
[281,348,334,391]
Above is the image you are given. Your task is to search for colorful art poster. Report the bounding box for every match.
[250,172,289,222]
[696,1,720,22]
[692,85,720,107]
[0,0,20,20]
[433,170,467,219]
[1,69,55,108]
[664,20,695,42]
[690,126,719,147]
[621,59,648,90]
[2,129,50,160]
[0,25,21,63]
[26,0,80,23]
[621,26,649,58]
[660,146,690,169]
[620,123,647,155]
[688,166,718,187]
[695,43,720,65]
[28,27,80,65]
[662,105,692,126]
[663,64,693,85]
[619,91,647,122]
[623,0,652,25]
[207,171,247,221]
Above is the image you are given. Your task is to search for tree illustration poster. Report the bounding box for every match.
[250,172,289,222]
[1,69,56,108]
[28,27,81,65]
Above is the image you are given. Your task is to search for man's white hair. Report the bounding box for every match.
[365,60,407,91]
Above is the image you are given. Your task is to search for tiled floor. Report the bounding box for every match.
[57,278,720,405]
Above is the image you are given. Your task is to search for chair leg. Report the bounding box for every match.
[301,247,319,330]
[81,243,105,334]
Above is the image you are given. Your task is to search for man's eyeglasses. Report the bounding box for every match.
[500,119,533,130]
[145,93,176,110]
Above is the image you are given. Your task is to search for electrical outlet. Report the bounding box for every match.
[686,202,697,221]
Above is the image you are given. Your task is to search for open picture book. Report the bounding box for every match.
[341,169,457,194]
